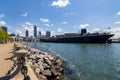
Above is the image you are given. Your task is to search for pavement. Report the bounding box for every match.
[0,43,38,80]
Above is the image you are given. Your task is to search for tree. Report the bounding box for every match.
[0,28,11,43]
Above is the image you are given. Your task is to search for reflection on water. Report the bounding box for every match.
[27,42,120,80]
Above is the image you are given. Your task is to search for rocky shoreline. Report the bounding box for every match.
[14,43,64,80]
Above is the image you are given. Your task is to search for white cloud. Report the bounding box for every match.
[62,21,68,24]
[40,18,54,27]
[0,21,6,26]
[105,27,120,39]
[64,31,70,33]
[25,22,33,26]
[51,0,70,8]
[80,24,89,28]
[8,32,11,34]
[16,30,23,35]
[92,28,100,32]
[44,23,54,27]
[37,27,47,35]
[51,31,56,36]
[106,27,120,33]
[57,27,63,33]
[40,18,50,23]
[21,22,34,36]
[45,24,50,27]
[117,11,120,16]
[0,14,5,19]
[16,21,55,36]
[74,24,89,29]
[115,21,120,24]
[21,12,28,17]
[20,22,48,36]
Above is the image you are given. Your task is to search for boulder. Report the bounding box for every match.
[43,57,52,66]
[39,65,44,71]
[56,76,60,80]
[33,63,39,68]
[43,63,50,70]
[56,59,62,64]
[35,68,40,74]
[59,67,63,72]
[29,54,36,59]
[52,60,57,65]
[38,61,43,65]
[31,60,36,64]
[51,69,58,76]
[42,70,52,76]
[37,74,47,80]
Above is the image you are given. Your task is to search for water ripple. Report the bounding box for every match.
[27,43,120,80]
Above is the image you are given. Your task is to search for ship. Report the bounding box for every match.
[40,29,114,43]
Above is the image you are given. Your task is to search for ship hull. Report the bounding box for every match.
[40,34,114,43]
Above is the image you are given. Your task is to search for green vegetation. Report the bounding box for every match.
[0,27,11,43]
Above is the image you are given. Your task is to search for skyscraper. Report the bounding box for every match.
[39,31,41,36]
[46,31,51,37]
[34,25,37,38]
[1,26,7,33]
[26,30,29,37]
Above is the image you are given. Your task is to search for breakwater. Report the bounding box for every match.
[14,43,63,80]
[26,42,120,80]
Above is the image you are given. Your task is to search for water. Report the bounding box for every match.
[26,42,120,80]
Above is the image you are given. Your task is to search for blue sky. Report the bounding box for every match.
[0,0,120,38]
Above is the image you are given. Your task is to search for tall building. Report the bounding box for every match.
[26,30,29,37]
[1,26,7,33]
[34,25,37,38]
[46,31,51,37]
[39,31,41,36]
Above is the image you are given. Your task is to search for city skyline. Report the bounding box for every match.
[0,0,120,38]
[25,26,51,38]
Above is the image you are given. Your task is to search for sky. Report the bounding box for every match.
[0,0,120,38]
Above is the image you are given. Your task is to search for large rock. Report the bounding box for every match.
[35,68,40,74]
[56,58,62,63]
[43,57,52,66]
[37,74,47,80]
[42,70,52,76]
[38,61,43,65]
[32,63,39,69]
[43,63,50,70]
[47,55,54,61]
[29,54,36,59]
[51,68,58,76]
[56,59,62,65]
[39,65,44,71]
[37,54,45,59]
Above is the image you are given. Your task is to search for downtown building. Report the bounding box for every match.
[26,29,29,37]
[46,31,51,37]
[34,25,37,38]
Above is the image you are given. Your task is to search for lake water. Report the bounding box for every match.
[27,42,120,80]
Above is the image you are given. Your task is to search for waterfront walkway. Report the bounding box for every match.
[0,43,38,80]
